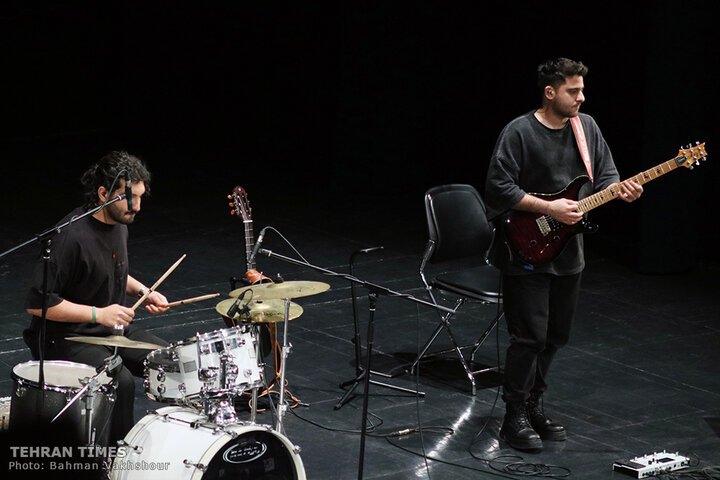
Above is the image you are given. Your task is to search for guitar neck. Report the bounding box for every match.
[578,155,684,213]
[244,220,256,269]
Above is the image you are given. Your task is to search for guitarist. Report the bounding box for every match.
[484,58,642,451]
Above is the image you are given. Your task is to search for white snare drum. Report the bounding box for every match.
[110,406,306,480]
[196,326,263,395]
[144,342,203,403]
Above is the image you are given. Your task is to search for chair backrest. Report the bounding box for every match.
[425,184,493,263]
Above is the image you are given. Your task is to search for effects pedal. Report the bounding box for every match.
[613,450,690,478]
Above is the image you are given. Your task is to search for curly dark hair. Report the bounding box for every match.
[537,57,588,94]
[80,151,151,209]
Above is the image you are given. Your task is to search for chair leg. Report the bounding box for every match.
[442,319,477,396]
[409,298,464,375]
[470,311,503,371]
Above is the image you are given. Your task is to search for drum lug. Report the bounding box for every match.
[183,459,207,472]
[178,383,186,394]
[117,440,143,455]
[199,367,218,383]
[15,381,26,398]
[292,444,302,455]
[157,384,166,395]
[156,370,166,383]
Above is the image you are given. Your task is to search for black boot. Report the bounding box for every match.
[499,401,542,450]
[526,393,566,441]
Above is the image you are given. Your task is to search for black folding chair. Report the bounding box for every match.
[411,184,503,395]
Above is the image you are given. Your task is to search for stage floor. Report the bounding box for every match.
[1,193,719,479]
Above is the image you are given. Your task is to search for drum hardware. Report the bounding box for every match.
[50,354,122,448]
[183,459,208,472]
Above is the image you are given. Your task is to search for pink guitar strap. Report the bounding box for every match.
[570,116,593,182]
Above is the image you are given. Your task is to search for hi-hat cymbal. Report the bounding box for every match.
[216,298,304,323]
[229,281,330,300]
[65,335,165,350]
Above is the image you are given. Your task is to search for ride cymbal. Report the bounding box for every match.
[229,281,330,300]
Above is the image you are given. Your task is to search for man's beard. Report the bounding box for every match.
[106,203,136,224]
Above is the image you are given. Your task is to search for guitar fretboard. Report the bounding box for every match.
[244,220,255,269]
[578,156,684,213]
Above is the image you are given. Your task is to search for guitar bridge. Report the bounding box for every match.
[536,216,551,236]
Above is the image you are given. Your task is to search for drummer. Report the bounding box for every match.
[23,151,170,445]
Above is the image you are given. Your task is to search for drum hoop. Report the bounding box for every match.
[11,360,115,392]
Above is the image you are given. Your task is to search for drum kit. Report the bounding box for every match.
[7,279,330,480]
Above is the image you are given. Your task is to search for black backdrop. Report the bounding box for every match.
[2,2,717,271]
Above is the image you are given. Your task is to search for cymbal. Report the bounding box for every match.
[229,281,330,300]
[65,335,165,350]
[216,298,304,323]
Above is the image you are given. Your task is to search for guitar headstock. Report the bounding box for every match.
[228,186,252,221]
[676,142,708,170]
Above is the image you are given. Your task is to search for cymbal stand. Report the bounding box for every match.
[274,297,293,433]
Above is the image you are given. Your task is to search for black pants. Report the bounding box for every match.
[502,272,582,404]
[24,326,169,445]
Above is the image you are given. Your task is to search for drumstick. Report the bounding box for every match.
[131,254,187,311]
[166,293,220,308]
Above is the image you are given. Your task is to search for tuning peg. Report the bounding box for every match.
[227,195,232,199]
[696,141,700,145]
[230,210,235,215]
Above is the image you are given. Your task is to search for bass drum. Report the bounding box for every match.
[110,406,306,480]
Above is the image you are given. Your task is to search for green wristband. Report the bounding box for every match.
[92,306,96,324]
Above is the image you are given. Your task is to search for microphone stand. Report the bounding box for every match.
[256,248,456,480]
[335,247,423,411]
[0,193,128,406]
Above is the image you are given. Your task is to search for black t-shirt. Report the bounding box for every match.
[25,207,129,337]
[484,111,620,275]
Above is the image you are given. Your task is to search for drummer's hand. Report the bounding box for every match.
[144,291,169,314]
[96,304,135,328]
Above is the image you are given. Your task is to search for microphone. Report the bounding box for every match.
[124,170,133,212]
[248,227,267,266]
[227,289,252,318]
[226,296,243,318]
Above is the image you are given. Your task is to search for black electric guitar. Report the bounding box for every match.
[504,142,708,265]
[228,186,271,284]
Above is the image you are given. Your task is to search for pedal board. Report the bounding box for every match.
[613,450,690,478]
